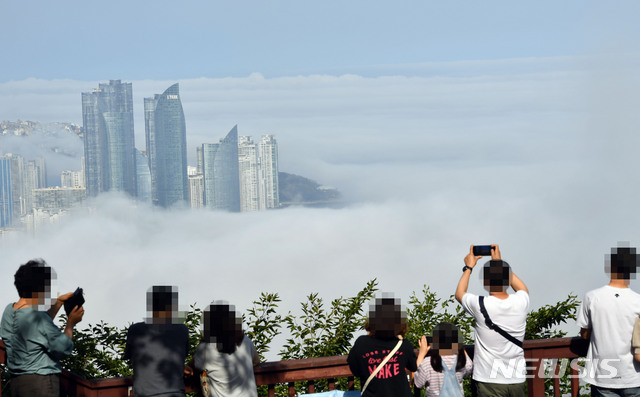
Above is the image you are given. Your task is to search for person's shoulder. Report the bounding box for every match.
[400,338,414,349]
[2,303,13,314]
[512,289,530,302]
[126,321,146,335]
[585,285,608,297]
[461,292,478,302]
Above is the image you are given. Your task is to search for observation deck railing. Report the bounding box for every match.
[0,336,589,397]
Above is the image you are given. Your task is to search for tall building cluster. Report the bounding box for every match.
[0,153,84,230]
[81,80,279,213]
[1,79,280,231]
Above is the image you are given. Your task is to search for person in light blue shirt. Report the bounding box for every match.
[0,259,84,397]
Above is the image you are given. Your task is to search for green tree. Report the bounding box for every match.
[280,279,378,360]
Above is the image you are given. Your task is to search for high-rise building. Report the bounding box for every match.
[144,83,188,208]
[23,159,46,215]
[33,187,86,213]
[238,136,260,212]
[0,157,12,227]
[61,170,84,188]
[258,135,279,209]
[187,166,204,209]
[135,150,152,204]
[5,154,25,219]
[82,80,136,197]
[202,126,240,212]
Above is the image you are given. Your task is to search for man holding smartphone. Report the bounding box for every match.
[455,245,529,397]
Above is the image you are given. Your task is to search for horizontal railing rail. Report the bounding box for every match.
[1,337,589,397]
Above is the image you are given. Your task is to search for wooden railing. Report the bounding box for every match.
[0,337,589,397]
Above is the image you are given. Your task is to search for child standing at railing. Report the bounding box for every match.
[414,323,472,397]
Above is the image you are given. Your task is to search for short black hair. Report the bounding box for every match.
[606,246,639,280]
[147,285,178,313]
[482,260,511,292]
[14,259,54,299]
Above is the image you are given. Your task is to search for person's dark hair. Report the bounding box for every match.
[14,259,54,299]
[147,285,178,313]
[368,296,406,338]
[606,246,639,280]
[430,322,466,372]
[482,260,511,292]
[204,302,244,354]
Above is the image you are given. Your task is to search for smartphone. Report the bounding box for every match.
[473,245,493,256]
[64,287,85,315]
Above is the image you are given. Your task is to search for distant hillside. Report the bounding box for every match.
[278,172,342,208]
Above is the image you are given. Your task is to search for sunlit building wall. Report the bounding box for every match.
[188,166,204,209]
[238,136,260,212]
[33,187,86,213]
[61,170,84,188]
[258,135,279,209]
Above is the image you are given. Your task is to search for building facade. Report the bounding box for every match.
[202,126,240,212]
[258,135,279,209]
[0,157,12,227]
[82,80,136,197]
[144,83,189,208]
[135,149,152,204]
[238,136,260,212]
[33,187,86,213]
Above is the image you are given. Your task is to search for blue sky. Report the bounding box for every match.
[2,1,640,343]
[2,1,639,81]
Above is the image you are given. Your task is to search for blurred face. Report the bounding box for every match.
[433,323,461,355]
[483,260,510,293]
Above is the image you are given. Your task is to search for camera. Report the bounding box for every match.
[64,287,85,315]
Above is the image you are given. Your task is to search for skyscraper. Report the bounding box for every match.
[135,149,152,204]
[202,126,240,212]
[258,135,279,209]
[82,80,136,197]
[187,166,204,209]
[0,157,12,227]
[23,159,46,215]
[238,136,260,212]
[5,154,24,219]
[144,83,189,208]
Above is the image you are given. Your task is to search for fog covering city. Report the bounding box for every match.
[2,1,640,360]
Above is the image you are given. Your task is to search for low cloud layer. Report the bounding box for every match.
[1,56,640,355]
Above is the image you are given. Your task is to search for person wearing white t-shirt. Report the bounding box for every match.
[455,245,529,397]
[577,245,640,397]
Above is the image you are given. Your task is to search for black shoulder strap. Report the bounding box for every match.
[478,296,523,348]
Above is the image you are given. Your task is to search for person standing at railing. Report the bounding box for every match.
[0,259,85,397]
[193,302,259,397]
[124,285,190,397]
[455,244,529,397]
[414,322,473,397]
[577,244,640,397]
[347,296,417,397]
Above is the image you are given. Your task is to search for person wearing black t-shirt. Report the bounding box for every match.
[347,296,417,397]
